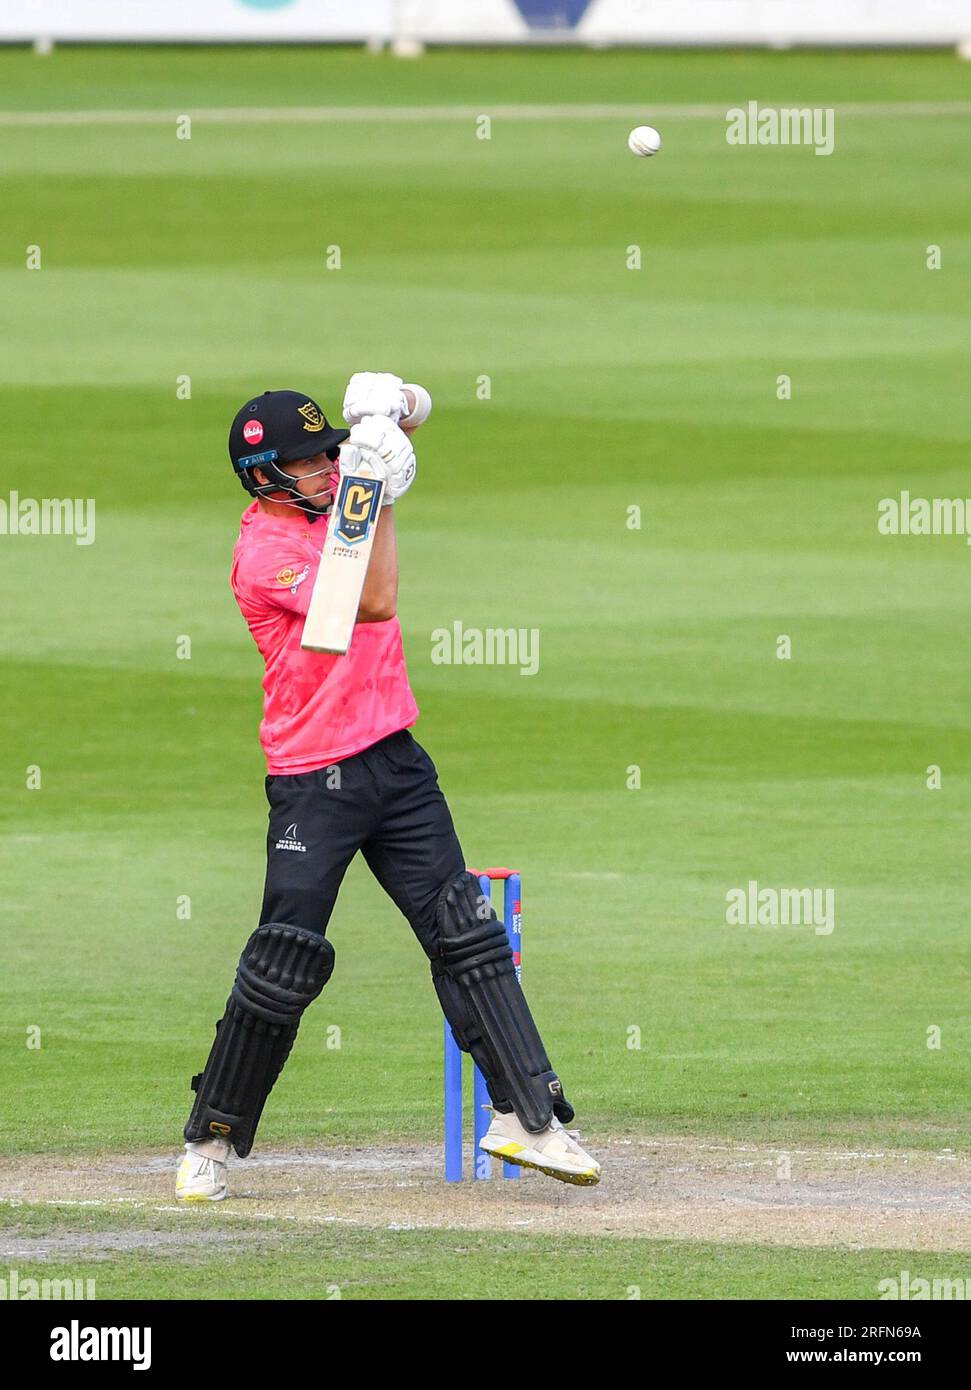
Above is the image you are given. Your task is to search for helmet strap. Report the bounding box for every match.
[246,458,335,520]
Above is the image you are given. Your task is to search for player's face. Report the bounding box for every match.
[284,452,340,509]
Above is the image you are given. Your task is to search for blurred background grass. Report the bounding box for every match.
[0,46,969,1155]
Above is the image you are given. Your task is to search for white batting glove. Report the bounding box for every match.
[342,372,408,427]
[345,414,416,504]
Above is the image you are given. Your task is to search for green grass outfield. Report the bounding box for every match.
[0,1199,959,1302]
[0,45,969,1298]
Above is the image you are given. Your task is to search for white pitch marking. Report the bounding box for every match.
[0,101,969,128]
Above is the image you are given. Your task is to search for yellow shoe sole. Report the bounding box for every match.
[484,1144,601,1186]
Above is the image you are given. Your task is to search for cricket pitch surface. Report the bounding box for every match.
[2,1138,968,1253]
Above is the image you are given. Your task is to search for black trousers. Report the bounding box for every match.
[260,729,465,959]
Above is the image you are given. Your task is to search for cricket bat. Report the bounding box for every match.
[300,442,385,655]
[300,384,430,655]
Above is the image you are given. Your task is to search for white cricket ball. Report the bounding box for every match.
[628,125,662,158]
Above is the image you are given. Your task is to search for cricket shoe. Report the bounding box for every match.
[479,1111,601,1186]
[175,1137,230,1202]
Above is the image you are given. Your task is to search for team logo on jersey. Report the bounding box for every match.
[276,564,310,593]
[333,473,382,545]
[297,401,326,432]
[243,419,264,444]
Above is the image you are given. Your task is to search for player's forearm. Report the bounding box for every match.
[357,506,399,623]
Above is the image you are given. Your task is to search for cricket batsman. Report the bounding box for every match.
[176,372,600,1200]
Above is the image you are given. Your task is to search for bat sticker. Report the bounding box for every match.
[333,474,383,546]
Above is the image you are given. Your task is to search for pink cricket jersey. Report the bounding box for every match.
[230,502,419,774]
